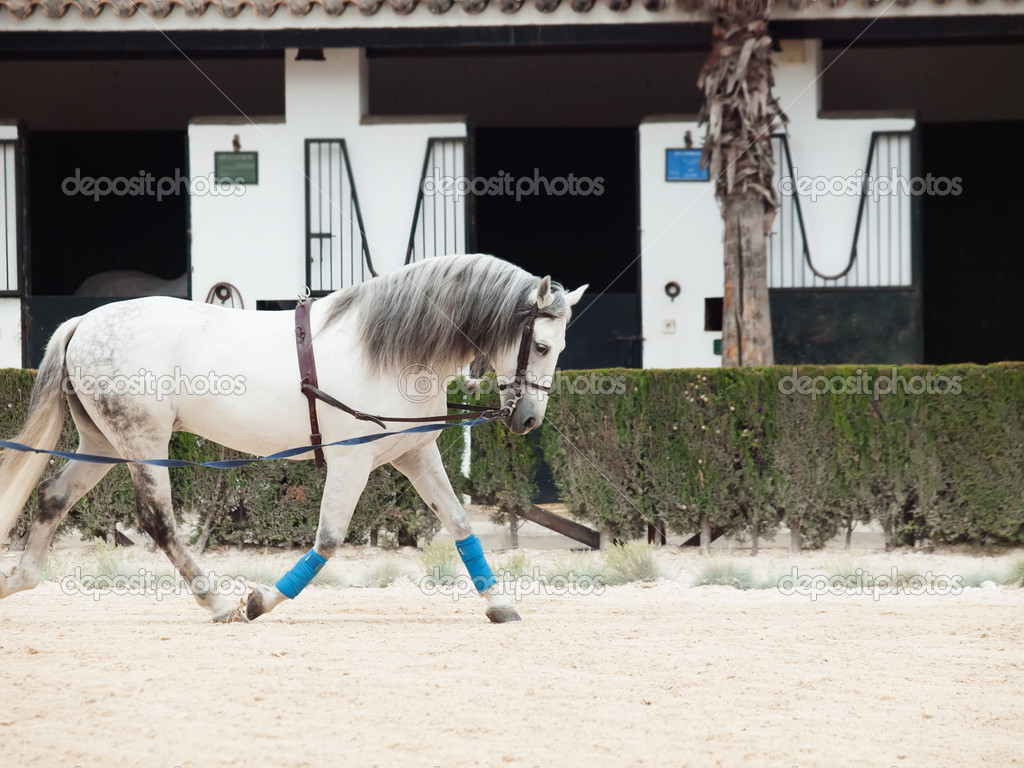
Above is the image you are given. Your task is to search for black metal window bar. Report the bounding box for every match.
[769,131,913,289]
[0,139,21,297]
[305,139,375,295]
[406,137,467,265]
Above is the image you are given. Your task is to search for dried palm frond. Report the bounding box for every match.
[697,0,787,232]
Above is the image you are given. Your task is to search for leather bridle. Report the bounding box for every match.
[497,304,558,410]
[294,299,556,468]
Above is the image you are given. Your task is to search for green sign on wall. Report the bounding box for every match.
[215,151,258,184]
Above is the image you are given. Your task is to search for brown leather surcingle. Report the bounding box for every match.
[294,299,325,469]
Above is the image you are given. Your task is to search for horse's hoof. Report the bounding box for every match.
[245,589,266,621]
[211,603,249,624]
[485,604,522,623]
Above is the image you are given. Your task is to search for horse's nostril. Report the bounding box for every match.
[522,416,536,431]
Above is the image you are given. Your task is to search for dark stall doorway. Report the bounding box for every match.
[922,122,1024,364]
[473,127,640,369]
[474,127,639,503]
[23,130,189,365]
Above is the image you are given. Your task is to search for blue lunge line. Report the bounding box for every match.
[276,548,328,599]
[0,417,491,469]
[456,534,498,593]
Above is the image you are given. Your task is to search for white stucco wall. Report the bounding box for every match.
[639,119,723,370]
[0,123,20,367]
[188,48,465,308]
[0,298,21,367]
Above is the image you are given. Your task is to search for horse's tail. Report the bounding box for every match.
[0,316,82,546]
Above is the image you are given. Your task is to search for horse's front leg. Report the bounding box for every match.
[245,454,370,621]
[392,442,521,623]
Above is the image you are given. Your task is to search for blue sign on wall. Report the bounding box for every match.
[666,149,709,182]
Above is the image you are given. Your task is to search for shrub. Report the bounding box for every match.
[602,540,662,584]
[359,556,411,588]
[690,557,756,590]
[495,549,533,580]
[421,539,459,584]
[541,551,604,585]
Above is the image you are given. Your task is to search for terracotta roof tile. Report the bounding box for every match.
[0,0,1013,20]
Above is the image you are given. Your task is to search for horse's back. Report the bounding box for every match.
[60,296,367,458]
[67,297,287,365]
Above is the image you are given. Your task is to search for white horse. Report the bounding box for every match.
[73,270,189,298]
[0,254,586,623]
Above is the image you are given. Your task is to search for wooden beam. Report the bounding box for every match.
[681,527,726,547]
[518,505,600,549]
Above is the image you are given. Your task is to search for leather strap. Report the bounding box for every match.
[499,305,557,398]
[300,382,505,428]
[295,300,325,469]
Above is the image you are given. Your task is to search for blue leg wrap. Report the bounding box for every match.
[456,534,497,593]
[275,548,328,599]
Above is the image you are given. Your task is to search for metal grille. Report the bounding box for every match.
[769,132,913,289]
[305,139,375,294]
[0,140,20,295]
[406,137,467,264]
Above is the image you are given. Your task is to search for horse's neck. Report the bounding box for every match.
[311,292,503,381]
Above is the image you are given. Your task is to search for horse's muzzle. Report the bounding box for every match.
[509,409,541,435]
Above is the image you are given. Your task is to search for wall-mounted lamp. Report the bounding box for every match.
[664,281,681,302]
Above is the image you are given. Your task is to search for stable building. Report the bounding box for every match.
[0,1,1021,369]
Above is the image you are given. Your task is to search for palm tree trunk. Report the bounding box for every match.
[698,0,783,368]
[722,190,774,366]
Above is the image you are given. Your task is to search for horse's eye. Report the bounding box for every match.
[535,343,550,356]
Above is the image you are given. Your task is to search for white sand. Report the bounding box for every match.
[2,541,1023,768]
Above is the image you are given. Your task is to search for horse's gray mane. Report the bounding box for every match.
[321,254,569,374]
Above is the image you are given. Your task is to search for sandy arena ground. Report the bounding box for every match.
[1,540,1023,768]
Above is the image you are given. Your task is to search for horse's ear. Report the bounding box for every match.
[564,284,588,307]
[535,276,553,309]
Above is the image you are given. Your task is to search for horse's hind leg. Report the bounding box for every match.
[1,396,116,599]
[0,455,113,599]
[127,463,242,622]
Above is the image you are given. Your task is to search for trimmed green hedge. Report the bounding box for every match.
[541,365,1024,549]
[4,364,1024,551]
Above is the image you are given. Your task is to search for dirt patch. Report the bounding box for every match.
[1,546,1023,767]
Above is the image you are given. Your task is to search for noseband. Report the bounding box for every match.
[497,304,558,407]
